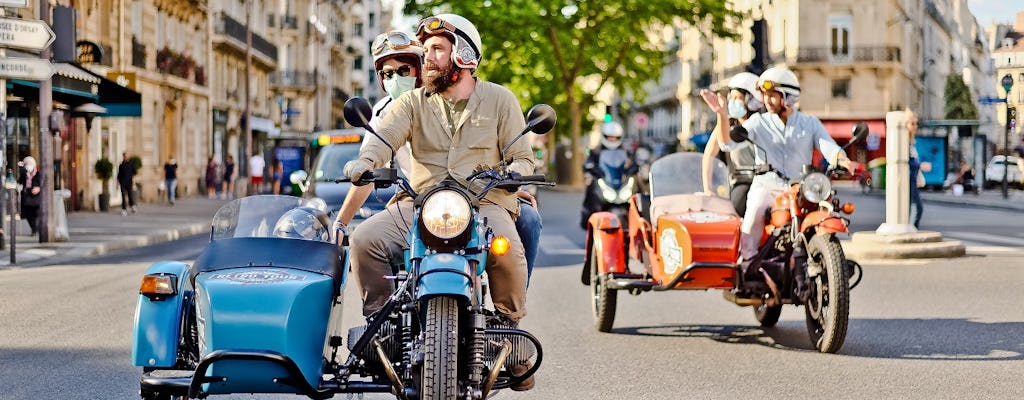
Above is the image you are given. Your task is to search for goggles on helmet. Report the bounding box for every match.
[416,16,480,56]
[758,79,799,93]
[379,64,413,80]
[372,31,418,56]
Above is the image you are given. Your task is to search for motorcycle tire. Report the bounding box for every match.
[860,178,871,194]
[803,234,850,354]
[422,296,459,400]
[590,246,617,333]
[140,389,184,400]
[753,303,782,327]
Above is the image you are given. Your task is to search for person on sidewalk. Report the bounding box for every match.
[249,153,265,195]
[163,156,178,205]
[907,109,930,229]
[18,156,41,235]
[205,156,219,198]
[271,160,284,194]
[221,155,235,200]
[117,152,138,215]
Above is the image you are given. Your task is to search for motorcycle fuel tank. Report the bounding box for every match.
[194,268,334,394]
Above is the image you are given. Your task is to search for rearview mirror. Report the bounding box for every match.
[525,104,556,135]
[343,97,373,129]
[729,124,749,143]
[289,170,308,185]
[850,122,869,145]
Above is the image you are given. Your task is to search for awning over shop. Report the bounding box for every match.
[5,61,142,117]
[81,67,142,117]
[251,116,281,136]
[821,119,886,139]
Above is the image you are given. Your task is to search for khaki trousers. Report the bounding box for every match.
[349,200,528,321]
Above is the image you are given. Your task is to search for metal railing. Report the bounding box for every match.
[270,70,317,88]
[797,46,901,63]
[214,12,279,61]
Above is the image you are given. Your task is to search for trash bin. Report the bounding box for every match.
[868,157,886,190]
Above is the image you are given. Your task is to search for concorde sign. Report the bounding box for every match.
[0,17,55,52]
[0,57,54,80]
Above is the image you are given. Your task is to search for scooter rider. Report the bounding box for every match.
[704,66,851,276]
[342,16,536,391]
[580,121,637,229]
[701,72,763,215]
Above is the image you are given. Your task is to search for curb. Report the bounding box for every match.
[88,222,210,257]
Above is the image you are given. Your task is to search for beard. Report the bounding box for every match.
[423,60,460,94]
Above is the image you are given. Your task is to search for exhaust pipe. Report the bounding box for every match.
[722,290,764,307]
[373,338,404,396]
[482,339,512,398]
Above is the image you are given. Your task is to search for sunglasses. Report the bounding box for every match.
[372,31,418,56]
[758,79,799,93]
[379,65,413,80]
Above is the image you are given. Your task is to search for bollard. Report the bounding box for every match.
[53,189,70,241]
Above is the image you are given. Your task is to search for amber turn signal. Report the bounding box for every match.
[490,235,511,256]
[140,275,177,297]
[841,202,855,214]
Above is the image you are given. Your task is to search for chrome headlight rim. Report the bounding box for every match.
[420,189,472,240]
[801,172,832,203]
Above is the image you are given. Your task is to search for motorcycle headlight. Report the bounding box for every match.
[421,190,472,239]
[617,177,635,202]
[597,179,617,202]
[801,172,832,203]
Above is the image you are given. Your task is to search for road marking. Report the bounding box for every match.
[541,234,586,255]
[945,232,1024,248]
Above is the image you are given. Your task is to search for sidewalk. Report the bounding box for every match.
[0,196,228,268]
[849,181,1024,212]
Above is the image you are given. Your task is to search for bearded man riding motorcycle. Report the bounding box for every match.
[341,13,536,390]
[702,66,852,277]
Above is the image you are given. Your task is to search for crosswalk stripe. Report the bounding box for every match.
[945,231,1024,247]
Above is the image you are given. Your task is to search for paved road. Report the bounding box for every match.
[1,188,1022,399]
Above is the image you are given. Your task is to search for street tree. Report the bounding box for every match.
[943,72,978,120]
[404,0,738,185]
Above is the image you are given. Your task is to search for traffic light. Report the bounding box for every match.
[604,105,614,123]
[750,19,769,75]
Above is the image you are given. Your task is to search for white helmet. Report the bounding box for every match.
[758,66,800,106]
[372,31,424,91]
[727,72,760,96]
[416,13,482,70]
[600,121,623,149]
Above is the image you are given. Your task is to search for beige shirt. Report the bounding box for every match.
[360,80,534,214]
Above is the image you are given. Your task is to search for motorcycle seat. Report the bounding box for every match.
[649,193,737,228]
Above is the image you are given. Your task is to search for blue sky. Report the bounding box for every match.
[968,0,1022,26]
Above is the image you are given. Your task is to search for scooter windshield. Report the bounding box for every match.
[649,153,730,198]
[598,149,628,187]
[210,195,328,241]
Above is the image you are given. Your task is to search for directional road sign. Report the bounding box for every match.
[0,57,53,80]
[0,17,55,52]
[979,96,1007,105]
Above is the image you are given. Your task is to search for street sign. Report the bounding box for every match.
[634,112,649,129]
[1002,74,1014,93]
[979,96,1007,104]
[0,17,55,52]
[0,57,53,81]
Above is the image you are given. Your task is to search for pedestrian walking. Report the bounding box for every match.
[205,156,219,198]
[221,154,235,199]
[271,160,284,194]
[18,156,41,235]
[163,156,178,205]
[117,152,137,215]
[906,109,930,229]
[249,153,265,195]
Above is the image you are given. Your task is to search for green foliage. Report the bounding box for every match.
[943,73,978,120]
[130,155,143,171]
[403,1,739,183]
[94,157,113,181]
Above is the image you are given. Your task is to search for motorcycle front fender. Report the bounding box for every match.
[801,210,848,234]
[132,261,192,368]
[416,253,472,302]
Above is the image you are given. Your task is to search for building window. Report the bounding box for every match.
[354,56,363,71]
[1019,73,1024,83]
[354,23,363,37]
[831,78,850,98]
[829,14,852,62]
[369,13,375,28]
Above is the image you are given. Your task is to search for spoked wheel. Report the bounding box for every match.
[421,296,459,400]
[803,234,850,353]
[753,302,782,327]
[590,245,617,332]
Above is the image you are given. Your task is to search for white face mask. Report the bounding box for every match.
[383,75,417,100]
[25,164,35,173]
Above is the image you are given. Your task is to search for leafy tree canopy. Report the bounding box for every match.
[943,73,978,120]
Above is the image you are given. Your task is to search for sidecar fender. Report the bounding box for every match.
[416,253,472,301]
[132,261,192,368]
[583,212,626,286]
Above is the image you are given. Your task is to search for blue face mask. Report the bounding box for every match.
[728,99,747,119]
[383,75,417,100]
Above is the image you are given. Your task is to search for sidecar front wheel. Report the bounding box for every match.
[590,246,617,332]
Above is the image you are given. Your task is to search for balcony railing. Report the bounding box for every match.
[797,46,901,64]
[214,12,279,61]
[270,70,317,88]
[132,36,146,68]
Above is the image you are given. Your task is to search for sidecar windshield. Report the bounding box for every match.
[649,152,730,198]
[598,149,628,187]
[211,195,329,242]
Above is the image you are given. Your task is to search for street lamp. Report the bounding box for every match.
[1001,73,1013,199]
[72,103,107,133]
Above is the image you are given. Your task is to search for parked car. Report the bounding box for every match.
[983,155,1024,189]
[294,132,398,220]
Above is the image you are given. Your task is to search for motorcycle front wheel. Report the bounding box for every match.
[803,234,850,353]
[590,244,617,332]
[422,296,459,400]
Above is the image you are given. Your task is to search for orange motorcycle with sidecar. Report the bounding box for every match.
[582,124,867,353]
